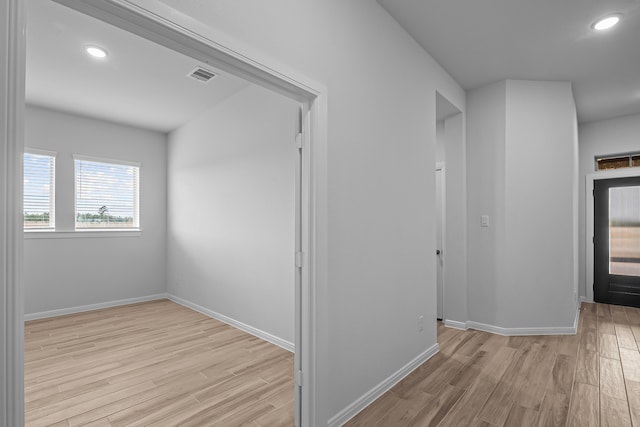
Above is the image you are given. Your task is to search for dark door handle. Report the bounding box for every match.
[436,249,441,255]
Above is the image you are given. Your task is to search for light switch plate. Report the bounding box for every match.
[481,215,490,227]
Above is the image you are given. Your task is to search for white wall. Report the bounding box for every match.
[466,81,506,326]
[502,80,578,328]
[154,0,466,423]
[167,85,298,346]
[23,105,167,315]
[436,120,445,163]
[578,113,640,299]
[467,80,578,330]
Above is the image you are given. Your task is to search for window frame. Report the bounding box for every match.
[23,148,56,231]
[596,152,640,171]
[73,154,141,231]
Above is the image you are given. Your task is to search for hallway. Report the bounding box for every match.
[347,302,640,426]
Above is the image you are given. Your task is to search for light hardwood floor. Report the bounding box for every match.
[24,299,294,426]
[26,301,640,426]
[346,302,640,426]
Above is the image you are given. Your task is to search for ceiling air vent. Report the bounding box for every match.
[188,66,217,83]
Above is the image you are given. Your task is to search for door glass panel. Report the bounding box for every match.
[610,186,640,276]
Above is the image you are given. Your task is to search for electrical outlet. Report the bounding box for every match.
[418,315,424,332]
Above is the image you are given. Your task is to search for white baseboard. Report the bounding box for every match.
[443,319,468,330]
[167,294,294,353]
[467,317,578,336]
[24,293,169,321]
[444,305,580,336]
[327,343,439,427]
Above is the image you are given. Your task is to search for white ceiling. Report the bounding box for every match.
[27,0,639,128]
[378,0,640,124]
[25,0,250,133]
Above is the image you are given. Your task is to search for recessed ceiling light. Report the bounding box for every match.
[592,14,621,31]
[85,45,108,58]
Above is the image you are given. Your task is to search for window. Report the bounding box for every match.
[74,156,140,229]
[596,152,640,171]
[24,150,55,230]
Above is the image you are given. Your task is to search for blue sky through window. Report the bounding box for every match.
[75,158,138,227]
[24,152,54,220]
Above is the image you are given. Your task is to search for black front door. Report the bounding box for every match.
[594,177,640,307]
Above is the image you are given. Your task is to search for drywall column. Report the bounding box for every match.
[501,80,578,328]
[467,80,578,331]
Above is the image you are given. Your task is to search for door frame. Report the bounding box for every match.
[1,1,328,426]
[586,168,640,303]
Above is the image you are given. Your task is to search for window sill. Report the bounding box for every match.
[24,229,142,239]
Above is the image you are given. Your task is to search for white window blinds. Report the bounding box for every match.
[24,150,56,229]
[74,156,140,229]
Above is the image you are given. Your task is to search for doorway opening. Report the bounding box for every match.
[6,0,325,425]
[435,163,444,320]
[586,169,640,304]
[434,91,464,329]
[593,176,640,307]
